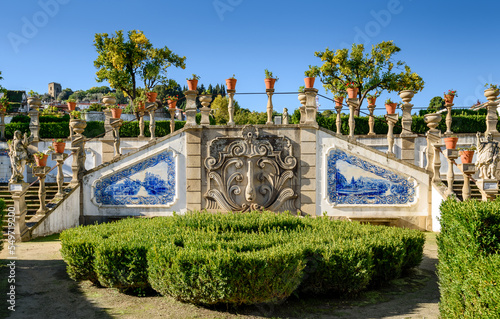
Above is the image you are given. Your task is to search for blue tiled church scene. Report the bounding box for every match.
[94,150,176,205]
[327,149,416,205]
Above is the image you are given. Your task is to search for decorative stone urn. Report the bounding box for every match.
[70,119,87,135]
[424,113,442,131]
[27,97,42,109]
[102,95,117,106]
[399,90,414,103]
[484,88,500,101]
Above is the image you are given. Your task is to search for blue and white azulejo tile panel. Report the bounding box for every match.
[94,150,176,206]
[327,149,416,205]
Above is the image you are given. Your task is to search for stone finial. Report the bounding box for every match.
[199,94,212,125]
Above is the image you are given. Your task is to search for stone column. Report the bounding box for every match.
[399,91,417,164]
[199,95,212,125]
[304,88,318,126]
[432,143,443,184]
[185,90,198,126]
[28,97,41,142]
[101,110,115,163]
[69,119,86,187]
[346,98,358,138]
[298,93,306,124]
[266,89,275,125]
[146,102,157,140]
[367,104,376,136]
[385,114,398,156]
[444,102,453,135]
[8,182,30,242]
[335,101,343,135]
[300,128,317,216]
[484,89,500,137]
[186,128,202,211]
[460,163,476,201]
[52,152,69,197]
[138,110,145,138]
[33,166,51,215]
[110,118,123,158]
[169,108,176,133]
[444,149,458,197]
[0,111,5,141]
[424,113,442,172]
[227,89,236,126]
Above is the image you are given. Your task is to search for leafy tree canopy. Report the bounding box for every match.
[309,41,424,107]
[427,96,445,112]
[94,30,186,102]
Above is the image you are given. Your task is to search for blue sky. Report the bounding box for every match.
[1,0,499,116]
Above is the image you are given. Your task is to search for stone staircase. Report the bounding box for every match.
[0,183,64,239]
[442,179,484,201]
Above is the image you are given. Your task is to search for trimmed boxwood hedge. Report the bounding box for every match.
[437,198,500,318]
[61,212,424,305]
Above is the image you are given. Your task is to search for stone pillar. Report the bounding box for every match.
[169,108,176,133]
[335,101,343,135]
[266,89,275,125]
[444,149,458,197]
[424,113,442,172]
[69,119,86,187]
[146,102,157,140]
[399,91,417,164]
[227,89,235,126]
[28,97,41,142]
[0,111,5,141]
[33,166,51,215]
[186,128,202,211]
[300,128,317,216]
[185,90,198,126]
[298,93,306,124]
[304,88,318,126]
[367,104,376,136]
[460,163,476,201]
[477,179,499,201]
[484,89,500,137]
[444,102,453,135]
[8,182,30,242]
[101,110,115,163]
[110,118,123,158]
[52,152,69,197]
[346,98,358,138]
[138,110,145,138]
[199,95,212,125]
[385,114,398,156]
[432,143,443,184]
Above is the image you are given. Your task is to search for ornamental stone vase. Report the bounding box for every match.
[424,113,442,130]
[484,88,500,101]
[27,97,41,109]
[399,90,414,103]
[70,119,87,135]
[102,95,117,106]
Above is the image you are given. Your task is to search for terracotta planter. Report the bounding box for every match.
[146,92,158,103]
[35,154,49,167]
[67,102,77,111]
[136,102,145,110]
[304,77,315,88]
[264,78,276,89]
[460,150,474,164]
[444,94,455,104]
[367,97,377,106]
[385,103,397,114]
[334,97,344,107]
[110,108,122,119]
[167,100,177,109]
[52,142,65,154]
[187,79,198,91]
[444,137,458,150]
[226,78,237,90]
[347,87,359,99]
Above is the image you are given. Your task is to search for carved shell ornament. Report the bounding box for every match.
[204,125,298,212]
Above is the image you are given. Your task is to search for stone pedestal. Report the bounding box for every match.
[101,110,115,163]
[52,152,69,197]
[33,166,51,215]
[459,163,476,201]
[424,113,442,172]
[401,135,418,164]
[69,119,86,187]
[385,114,399,156]
[185,90,198,126]
[266,89,275,125]
[28,109,40,142]
[8,182,30,242]
[146,102,158,140]
[110,118,124,158]
[432,143,443,184]
[367,104,376,136]
[347,98,358,137]
[169,108,176,133]
[138,110,146,138]
[444,103,453,136]
[298,93,306,125]
[304,88,318,127]
[227,89,235,126]
[477,179,499,201]
[199,95,212,125]
[444,149,458,197]
[335,102,343,135]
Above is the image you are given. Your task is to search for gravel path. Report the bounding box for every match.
[0,232,439,319]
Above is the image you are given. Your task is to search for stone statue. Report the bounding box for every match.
[8,130,32,183]
[282,108,289,125]
[476,132,500,179]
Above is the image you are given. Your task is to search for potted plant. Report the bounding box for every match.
[27,90,41,108]
[186,74,200,91]
[264,69,279,89]
[66,98,77,111]
[366,91,381,106]
[226,74,237,90]
[52,138,66,153]
[346,82,359,99]
[145,90,158,103]
[443,135,459,149]
[70,110,81,119]
[0,96,8,113]
[108,104,122,119]
[484,83,500,99]
[134,95,147,111]
[34,150,52,167]
[385,98,398,114]
[458,145,476,164]
[166,95,179,109]
[304,65,320,88]
[334,92,345,107]
[444,89,457,104]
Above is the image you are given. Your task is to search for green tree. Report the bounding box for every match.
[211,95,242,124]
[93,30,186,102]
[427,96,445,112]
[57,88,73,101]
[310,41,424,108]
